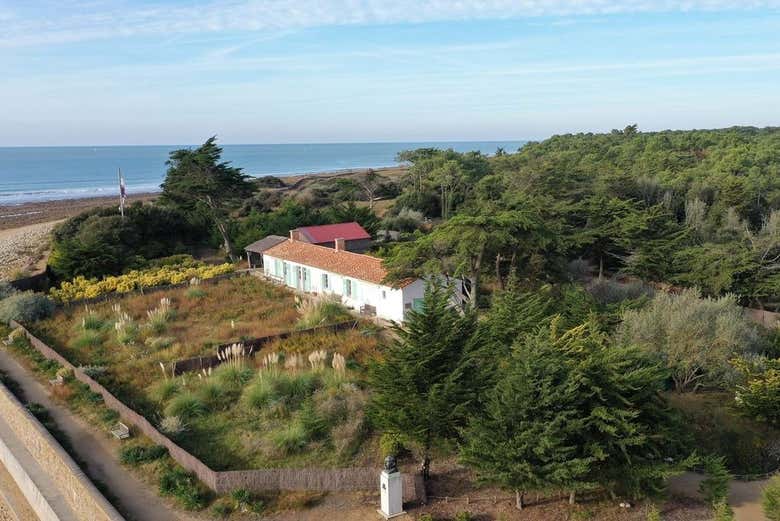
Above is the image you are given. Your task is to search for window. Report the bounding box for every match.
[382,289,387,299]
[322,273,329,290]
[345,279,353,297]
[412,298,424,312]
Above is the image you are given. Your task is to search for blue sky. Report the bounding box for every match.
[1,1,779,146]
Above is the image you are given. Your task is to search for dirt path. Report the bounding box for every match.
[0,347,201,521]
[669,472,770,521]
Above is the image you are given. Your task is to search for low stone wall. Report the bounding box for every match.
[0,425,59,521]
[8,321,424,503]
[0,380,124,520]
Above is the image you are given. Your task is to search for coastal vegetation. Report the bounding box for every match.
[5,127,780,517]
[26,276,380,470]
[49,257,234,302]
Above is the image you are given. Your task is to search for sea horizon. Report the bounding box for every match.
[0,140,525,206]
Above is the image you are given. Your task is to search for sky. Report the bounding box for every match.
[1,0,779,146]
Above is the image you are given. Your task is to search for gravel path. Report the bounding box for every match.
[669,472,770,521]
[0,221,60,281]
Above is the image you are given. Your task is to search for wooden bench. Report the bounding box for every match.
[111,422,131,440]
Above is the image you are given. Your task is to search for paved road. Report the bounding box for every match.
[0,347,200,521]
[669,472,770,521]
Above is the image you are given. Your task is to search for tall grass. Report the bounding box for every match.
[295,296,351,330]
[146,297,174,334]
[164,392,207,420]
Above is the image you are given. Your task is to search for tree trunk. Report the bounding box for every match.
[515,490,524,510]
[569,491,576,505]
[205,196,236,262]
[469,246,484,310]
[495,254,504,290]
[599,254,604,280]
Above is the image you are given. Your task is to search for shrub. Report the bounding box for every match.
[72,330,103,349]
[454,512,473,521]
[617,289,759,391]
[0,282,17,300]
[713,500,735,521]
[211,498,235,518]
[120,444,168,466]
[296,297,351,330]
[50,262,234,302]
[158,465,209,510]
[214,365,253,390]
[144,336,175,350]
[764,475,780,521]
[196,382,227,410]
[271,421,308,454]
[243,372,320,411]
[160,415,187,436]
[699,455,732,505]
[380,432,407,457]
[382,207,424,233]
[146,297,174,334]
[186,287,206,299]
[645,504,661,521]
[0,292,55,324]
[733,356,780,426]
[298,399,328,440]
[586,277,653,305]
[417,515,434,521]
[150,380,180,403]
[164,393,207,420]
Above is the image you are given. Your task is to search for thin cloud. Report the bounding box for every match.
[2,0,779,47]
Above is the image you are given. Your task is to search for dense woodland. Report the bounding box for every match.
[33,127,780,515]
[384,125,780,310]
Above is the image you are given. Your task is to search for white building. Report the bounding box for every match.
[262,236,433,322]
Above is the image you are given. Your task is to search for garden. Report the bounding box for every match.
[25,275,383,471]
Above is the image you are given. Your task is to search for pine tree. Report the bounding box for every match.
[368,282,475,478]
[460,319,688,508]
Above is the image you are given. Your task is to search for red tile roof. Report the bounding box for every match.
[296,222,371,243]
[264,239,413,288]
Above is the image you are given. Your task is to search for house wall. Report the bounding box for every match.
[263,254,408,322]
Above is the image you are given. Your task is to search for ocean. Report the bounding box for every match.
[0,141,525,205]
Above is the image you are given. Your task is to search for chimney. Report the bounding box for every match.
[334,238,346,252]
[289,230,301,242]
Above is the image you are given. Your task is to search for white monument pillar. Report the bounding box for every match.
[379,457,404,519]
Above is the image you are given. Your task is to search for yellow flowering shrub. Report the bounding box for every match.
[51,263,235,302]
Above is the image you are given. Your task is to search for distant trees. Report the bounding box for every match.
[617,289,759,392]
[461,320,688,508]
[161,137,254,261]
[388,127,780,310]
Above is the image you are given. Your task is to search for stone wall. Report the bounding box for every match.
[0,380,124,520]
[9,322,424,503]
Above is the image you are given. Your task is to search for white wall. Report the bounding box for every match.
[263,254,408,322]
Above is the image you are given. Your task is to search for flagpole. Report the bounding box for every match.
[118,168,124,220]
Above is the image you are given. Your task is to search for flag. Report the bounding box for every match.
[118,169,127,218]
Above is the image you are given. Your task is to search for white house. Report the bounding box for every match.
[262,235,437,322]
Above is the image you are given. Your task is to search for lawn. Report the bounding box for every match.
[29,275,383,471]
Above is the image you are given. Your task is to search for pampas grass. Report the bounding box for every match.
[160,415,187,436]
[146,297,174,334]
